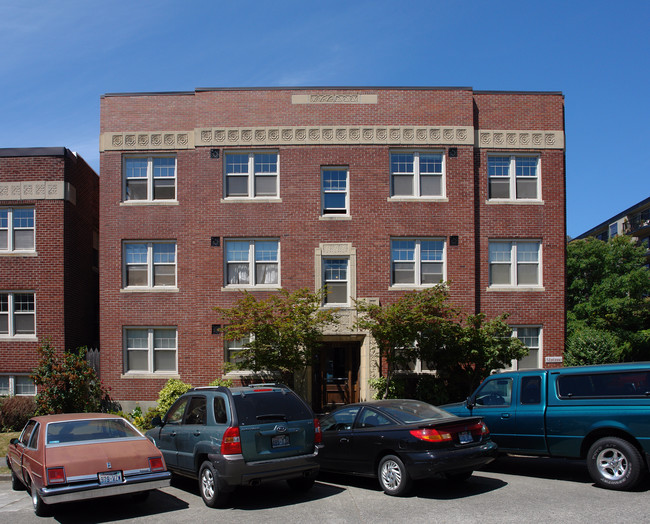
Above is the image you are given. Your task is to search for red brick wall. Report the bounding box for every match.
[100,88,566,401]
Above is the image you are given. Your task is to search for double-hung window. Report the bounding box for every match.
[323,258,349,305]
[124,156,176,202]
[512,326,541,370]
[489,241,541,287]
[391,239,445,286]
[124,242,176,288]
[225,240,279,287]
[322,167,349,215]
[488,155,539,200]
[225,152,278,198]
[124,327,177,373]
[390,151,444,198]
[225,336,250,364]
[0,208,35,252]
[0,292,35,336]
[0,375,36,396]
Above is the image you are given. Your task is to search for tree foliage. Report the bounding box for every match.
[31,339,111,415]
[214,288,339,384]
[356,287,528,400]
[566,236,650,362]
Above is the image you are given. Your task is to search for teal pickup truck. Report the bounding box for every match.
[441,362,650,490]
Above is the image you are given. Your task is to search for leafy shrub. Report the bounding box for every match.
[156,379,193,415]
[0,396,36,431]
[209,377,233,387]
[564,326,623,367]
[31,339,112,415]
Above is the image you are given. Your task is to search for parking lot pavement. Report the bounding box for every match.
[2,456,650,524]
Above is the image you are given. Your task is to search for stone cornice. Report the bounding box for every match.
[100,127,565,151]
[0,181,76,203]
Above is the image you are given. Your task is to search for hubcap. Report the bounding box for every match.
[596,448,628,480]
[202,469,215,499]
[380,460,402,490]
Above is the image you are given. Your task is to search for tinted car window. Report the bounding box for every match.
[214,396,227,424]
[521,376,541,404]
[558,371,650,398]
[232,391,312,425]
[166,397,189,424]
[380,401,452,424]
[357,408,394,428]
[184,396,207,425]
[475,378,512,406]
[321,406,361,431]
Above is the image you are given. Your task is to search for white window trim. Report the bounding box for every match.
[321,166,349,217]
[0,374,37,396]
[123,327,178,375]
[508,325,543,370]
[223,239,280,290]
[389,150,446,200]
[487,154,541,202]
[314,243,357,308]
[322,258,350,306]
[122,155,177,203]
[0,291,36,339]
[0,208,36,254]
[122,241,178,290]
[390,238,447,289]
[488,240,543,290]
[223,151,280,200]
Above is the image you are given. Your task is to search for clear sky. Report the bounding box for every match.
[1,0,648,238]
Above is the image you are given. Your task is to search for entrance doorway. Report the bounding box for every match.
[314,341,360,413]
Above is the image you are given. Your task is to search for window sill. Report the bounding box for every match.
[221,285,281,292]
[220,197,282,203]
[387,197,448,202]
[120,287,179,293]
[486,199,544,205]
[487,286,546,292]
[120,200,179,206]
[120,372,180,379]
[390,283,445,290]
[0,335,37,342]
[319,215,352,221]
[0,251,37,257]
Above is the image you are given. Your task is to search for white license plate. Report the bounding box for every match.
[272,434,290,448]
[98,471,123,485]
[458,431,473,444]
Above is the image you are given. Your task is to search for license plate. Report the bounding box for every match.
[98,471,123,485]
[272,434,290,448]
[458,431,473,444]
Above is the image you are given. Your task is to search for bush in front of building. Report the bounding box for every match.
[0,396,36,431]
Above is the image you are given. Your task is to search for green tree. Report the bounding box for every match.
[214,288,339,386]
[356,287,527,400]
[566,236,650,362]
[31,339,111,414]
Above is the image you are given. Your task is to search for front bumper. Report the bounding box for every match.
[402,440,498,480]
[38,471,172,505]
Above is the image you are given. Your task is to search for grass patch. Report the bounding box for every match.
[1,432,20,475]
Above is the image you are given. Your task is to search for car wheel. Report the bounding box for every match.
[445,470,473,482]
[31,487,50,517]
[286,476,315,492]
[378,455,412,496]
[587,437,644,490]
[11,470,24,491]
[198,460,230,508]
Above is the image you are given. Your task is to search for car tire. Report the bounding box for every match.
[587,437,645,490]
[31,487,50,517]
[378,455,412,496]
[11,470,24,491]
[198,460,230,508]
[445,470,473,482]
[286,476,315,492]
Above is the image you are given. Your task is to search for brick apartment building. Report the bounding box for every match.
[99,87,566,411]
[0,147,99,396]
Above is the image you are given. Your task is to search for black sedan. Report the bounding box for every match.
[317,399,498,496]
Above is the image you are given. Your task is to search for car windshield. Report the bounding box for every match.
[46,418,142,444]
[379,401,454,424]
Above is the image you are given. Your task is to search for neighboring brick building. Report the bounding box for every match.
[0,147,99,396]
[99,87,566,411]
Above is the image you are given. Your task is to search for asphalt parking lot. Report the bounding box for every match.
[2,455,649,523]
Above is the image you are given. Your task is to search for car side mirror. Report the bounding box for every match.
[151,416,163,427]
[10,437,19,445]
[465,396,475,410]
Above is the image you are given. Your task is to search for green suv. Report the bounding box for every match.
[146,384,322,507]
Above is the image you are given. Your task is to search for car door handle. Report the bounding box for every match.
[340,437,350,444]
[193,431,201,436]
[501,413,511,419]
[169,431,177,437]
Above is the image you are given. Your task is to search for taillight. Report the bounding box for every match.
[47,467,66,485]
[314,418,322,444]
[478,421,490,437]
[221,426,242,455]
[410,428,453,442]
[149,457,165,472]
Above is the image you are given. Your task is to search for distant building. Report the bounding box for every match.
[575,196,650,265]
[0,148,99,397]
[99,87,566,411]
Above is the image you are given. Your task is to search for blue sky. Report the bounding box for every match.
[1,0,648,237]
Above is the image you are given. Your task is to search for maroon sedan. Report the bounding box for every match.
[6,413,171,516]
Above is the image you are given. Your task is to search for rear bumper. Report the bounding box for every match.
[210,445,321,488]
[402,440,498,480]
[38,471,172,505]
